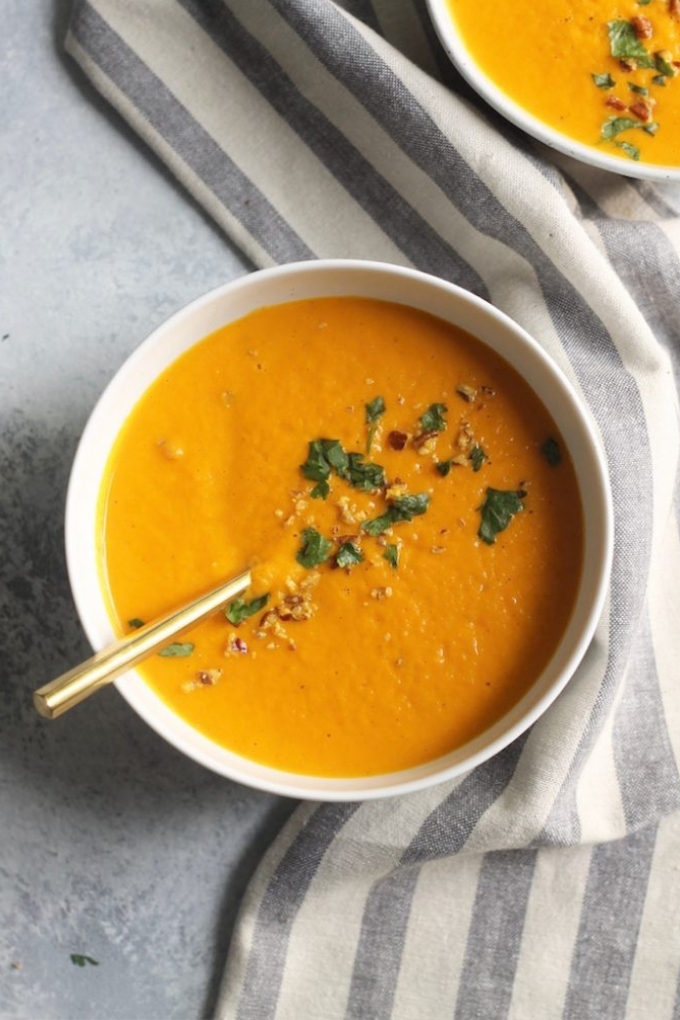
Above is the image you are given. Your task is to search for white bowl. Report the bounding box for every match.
[426,0,680,181]
[66,260,612,800]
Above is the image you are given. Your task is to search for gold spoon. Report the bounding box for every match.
[33,569,251,720]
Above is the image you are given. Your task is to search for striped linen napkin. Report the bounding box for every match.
[66,2,680,1017]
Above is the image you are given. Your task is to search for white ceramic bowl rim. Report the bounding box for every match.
[66,259,613,801]
[425,0,680,182]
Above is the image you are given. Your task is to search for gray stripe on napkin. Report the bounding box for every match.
[563,823,658,1020]
[176,0,488,294]
[613,612,680,828]
[69,1,314,264]
[237,801,358,1020]
[345,737,528,1018]
[454,849,537,1020]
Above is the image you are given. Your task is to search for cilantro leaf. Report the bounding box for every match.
[225,593,270,626]
[70,955,99,967]
[418,403,448,433]
[541,437,562,466]
[384,544,399,569]
[592,72,616,89]
[655,52,675,76]
[478,489,525,545]
[127,617,145,629]
[469,445,487,472]
[628,82,649,95]
[643,121,659,135]
[296,527,333,568]
[436,459,453,476]
[310,480,330,499]
[335,541,364,568]
[158,642,194,658]
[601,116,640,141]
[300,439,348,495]
[363,492,431,536]
[365,396,386,453]
[616,140,641,160]
[391,493,431,520]
[607,20,655,67]
[345,452,386,491]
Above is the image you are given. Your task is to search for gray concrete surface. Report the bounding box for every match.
[0,3,295,1017]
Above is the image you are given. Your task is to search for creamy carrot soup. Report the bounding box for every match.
[446,0,680,166]
[99,297,584,777]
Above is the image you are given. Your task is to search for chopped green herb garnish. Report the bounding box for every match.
[644,121,659,135]
[652,74,667,86]
[158,642,194,658]
[637,0,652,5]
[541,437,562,467]
[592,72,616,89]
[225,593,270,625]
[628,82,649,95]
[311,480,330,499]
[363,492,431,535]
[436,459,453,476]
[365,396,386,453]
[345,452,386,491]
[469,445,487,472]
[607,20,655,67]
[296,527,333,568]
[384,544,399,569]
[418,403,448,433]
[335,541,364,569]
[616,139,641,160]
[301,439,348,496]
[478,488,525,545]
[127,617,145,629]
[601,116,640,141]
[655,52,675,77]
[70,955,99,968]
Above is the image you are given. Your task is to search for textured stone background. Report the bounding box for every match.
[0,3,295,1017]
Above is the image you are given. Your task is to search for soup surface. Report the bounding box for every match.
[99,297,584,777]
[446,0,680,166]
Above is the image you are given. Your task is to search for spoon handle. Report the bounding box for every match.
[33,569,251,720]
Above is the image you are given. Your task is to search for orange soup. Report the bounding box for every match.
[98,297,584,777]
[446,0,680,166]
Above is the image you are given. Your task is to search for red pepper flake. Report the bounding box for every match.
[387,430,408,450]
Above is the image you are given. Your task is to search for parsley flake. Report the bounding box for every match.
[418,403,448,433]
[363,492,431,536]
[296,527,333,568]
[601,116,640,141]
[616,140,641,160]
[70,955,99,968]
[335,541,364,569]
[541,437,562,466]
[592,72,616,89]
[607,20,655,67]
[478,488,525,545]
[384,544,399,569]
[127,617,145,629]
[158,642,194,658]
[365,396,386,453]
[225,593,270,626]
[469,445,487,472]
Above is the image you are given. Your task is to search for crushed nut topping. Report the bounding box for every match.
[631,15,653,39]
[456,383,477,403]
[605,95,627,110]
[370,586,393,600]
[412,430,438,455]
[629,97,656,122]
